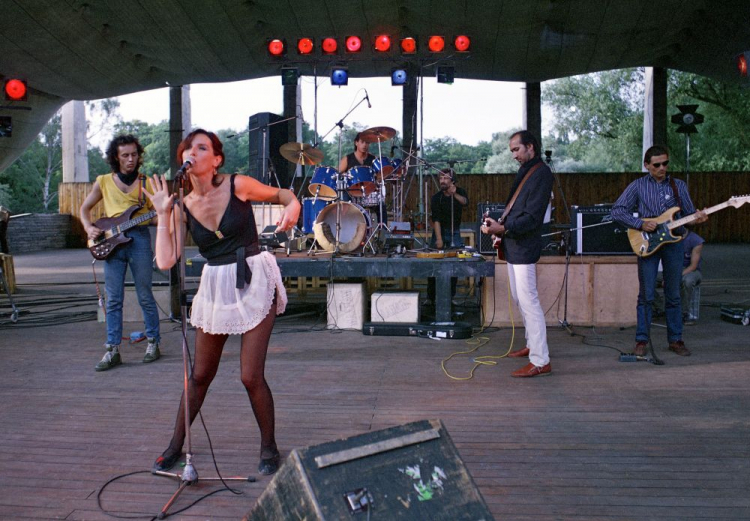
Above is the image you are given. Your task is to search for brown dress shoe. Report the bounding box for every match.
[511,362,551,378]
[507,346,530,358]
[669,340,691,356]
[634,341,648,356]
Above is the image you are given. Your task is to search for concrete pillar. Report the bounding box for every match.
[523,82,542,147]
[168,85,191,179]
[283,81,302,188]
[643,67,668,169]
[61,101,89,182]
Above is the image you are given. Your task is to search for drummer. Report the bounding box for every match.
[338,132,375,173]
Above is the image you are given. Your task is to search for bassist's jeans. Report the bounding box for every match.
[636,241,684,343]
[104,226,161,346]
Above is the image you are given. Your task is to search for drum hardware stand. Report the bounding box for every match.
[154,170,255,519]
[364,138,391,254]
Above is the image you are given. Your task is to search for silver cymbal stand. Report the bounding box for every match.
[364,133,391,253]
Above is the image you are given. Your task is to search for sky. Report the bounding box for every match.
[90,75,530,151]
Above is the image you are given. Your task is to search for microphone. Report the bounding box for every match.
[365,89,372,108]
[176,158,193,177]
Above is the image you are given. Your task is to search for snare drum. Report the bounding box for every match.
[309,166,338,201]
[302,197,328,235]
[313,201,372,253]
[346,166,376,196]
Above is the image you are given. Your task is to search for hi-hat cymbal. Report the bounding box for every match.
[279,142,324,165]
[360,126,396,143]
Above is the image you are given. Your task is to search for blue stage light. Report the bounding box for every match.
[391,68,408,86]
[331,68,348,86]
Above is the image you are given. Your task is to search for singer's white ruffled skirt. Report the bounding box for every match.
[189,251,287,335]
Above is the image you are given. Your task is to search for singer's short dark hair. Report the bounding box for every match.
[509,130,541,158]
[106,134,144,173]
[644,145,670,164]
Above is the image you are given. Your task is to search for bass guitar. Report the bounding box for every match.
[88,204,157,260]
[627,195,749,257]
[483,209,505,260]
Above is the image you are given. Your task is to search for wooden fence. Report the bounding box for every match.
[59,171,750,244]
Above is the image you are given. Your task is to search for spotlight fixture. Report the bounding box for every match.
[267,38,286,57]
[374,35,392,53]
[331,67,349,86]
[322,37,338,55]
[281,67,299,86]
[297,38,314,55]
[453,35,471,52]
[428,36,445,53]
[4,79,27,101]
[391,68,408,86]
[436,65,454,84]
[738,52,749,77]
[671,104,704,134]
[345,36,362,53]
[400,37,417,55]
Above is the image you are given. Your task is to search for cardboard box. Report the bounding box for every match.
[370,291,419,323]
[327,283,364,330]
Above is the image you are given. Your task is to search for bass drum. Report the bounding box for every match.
[313,201,371,253]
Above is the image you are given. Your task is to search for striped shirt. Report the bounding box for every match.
[611,174,696,230]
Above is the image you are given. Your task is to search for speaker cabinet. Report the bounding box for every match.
[248,112,290,187]
[476,203,505,255]
[570,204,632,255]
[245,419,494,521]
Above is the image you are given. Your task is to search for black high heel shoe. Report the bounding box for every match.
[258,449,281,475]
[152,450,181,473]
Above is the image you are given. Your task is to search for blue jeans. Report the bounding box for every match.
[104,226,160,345]
[636,241,683,343]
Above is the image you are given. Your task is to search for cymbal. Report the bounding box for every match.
[279,142,324,165]
[360,126,396,143]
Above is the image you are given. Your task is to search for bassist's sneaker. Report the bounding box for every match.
[95,347,121,372]
[143,339,160,363]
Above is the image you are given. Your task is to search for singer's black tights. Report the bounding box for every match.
[159,294,278,463]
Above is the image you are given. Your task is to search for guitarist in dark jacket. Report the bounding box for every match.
[80,134,161,371]
[611,145,707,357]
[481,131,553,378]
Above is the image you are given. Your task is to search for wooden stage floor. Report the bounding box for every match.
[1,248,750,520]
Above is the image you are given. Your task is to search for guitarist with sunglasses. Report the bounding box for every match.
[481,131,554,378]
[611,145,707,357]
[80,134,162,371]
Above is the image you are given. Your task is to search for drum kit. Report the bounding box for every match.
[280,126,409,255]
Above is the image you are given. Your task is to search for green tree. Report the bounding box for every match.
[422,137,491,174]
[484,129,522,173]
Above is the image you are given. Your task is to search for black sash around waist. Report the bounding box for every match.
[206,244,261,289]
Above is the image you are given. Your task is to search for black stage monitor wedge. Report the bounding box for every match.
[244,419,494,521]
[570,204,632,255]
[476,202,505,255]
[248,112,289,187]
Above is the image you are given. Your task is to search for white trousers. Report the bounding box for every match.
[507,262,550,367]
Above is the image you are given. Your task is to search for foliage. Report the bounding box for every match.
[421,137,491,175]
[484,129,523,173]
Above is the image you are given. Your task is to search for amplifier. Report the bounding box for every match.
[570,204,632,255]
[476,203,505,255]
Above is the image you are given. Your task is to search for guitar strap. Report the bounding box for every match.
[668,176,683,214]
[500,162,543,224]
[138,174,147,207]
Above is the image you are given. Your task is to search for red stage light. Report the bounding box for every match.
[374,35,391,52]
[322,37,338,54]
[267,39,285,56]
[400,37,417,54]
[454,35,471,52]
[4,79,27,101]
[739,54,748,77]
[345,36,362,53]
[428,36,445,53]
[297,38,314,55]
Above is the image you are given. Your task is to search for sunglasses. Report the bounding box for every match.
[650,160,669,168]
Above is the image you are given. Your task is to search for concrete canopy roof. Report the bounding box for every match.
[1,0,749,171]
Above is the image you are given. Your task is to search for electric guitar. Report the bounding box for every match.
[483,210,505,260]
[627,195,750,257]
[88,204,156,260]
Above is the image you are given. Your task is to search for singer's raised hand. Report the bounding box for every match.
[144,174,174,215]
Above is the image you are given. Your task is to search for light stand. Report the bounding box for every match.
[546,151,574,335]
[154,173,253,519]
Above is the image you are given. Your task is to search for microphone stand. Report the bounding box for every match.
[546,152,574,335]
[396,146,443,250]
[154,172,253,519]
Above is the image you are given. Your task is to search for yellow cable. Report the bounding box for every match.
[441,261,517,381]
